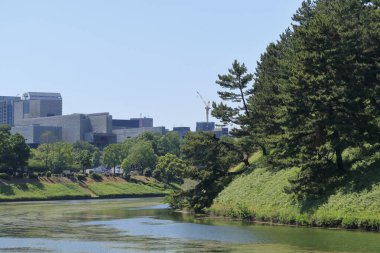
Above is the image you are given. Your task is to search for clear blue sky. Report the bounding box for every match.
[0,0,303,130]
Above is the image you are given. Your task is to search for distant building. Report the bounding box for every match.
[22,92,62,101]
[6,91,175,148]
[112,119,140,129]
[11,125,62,147]
[0,96,20,126]
[13,92,62,125]
[130,117,153,128]
[113,126,166,143]
[196,122,215,132]
[173,127,191,138]
[12,112,115,147]
[214,127,229,138]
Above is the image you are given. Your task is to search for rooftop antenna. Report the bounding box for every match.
[196,91,211,123]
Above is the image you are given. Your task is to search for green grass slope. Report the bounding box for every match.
[0,176,166,201]
[210,156,380,230]
[0,182,90,201]
[87,182,164,198]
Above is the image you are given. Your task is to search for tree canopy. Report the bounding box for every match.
[0,128,30,174]
[168,0,380,210]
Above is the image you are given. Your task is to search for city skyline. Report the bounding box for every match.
[0,1,303,130]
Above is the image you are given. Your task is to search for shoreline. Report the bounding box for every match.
[174,209,380,233]
[169,209,380,233]
[0,193,166,203]
[206,214,380,232]
[0,176,167,203]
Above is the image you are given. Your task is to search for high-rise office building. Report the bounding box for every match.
[13,92,62,125]
[0,96,20,126]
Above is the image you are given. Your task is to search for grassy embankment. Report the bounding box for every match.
[210,152,380,230]
[0,176,165,202]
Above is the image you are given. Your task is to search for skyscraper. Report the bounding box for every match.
[0,96,20,126]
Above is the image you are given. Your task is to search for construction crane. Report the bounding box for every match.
[196,91,211,123]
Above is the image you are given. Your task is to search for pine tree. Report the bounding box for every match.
[282,0,380,196]
[248,29,295,161]
[212,60,254,137]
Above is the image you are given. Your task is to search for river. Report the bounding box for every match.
[0,198,379,253]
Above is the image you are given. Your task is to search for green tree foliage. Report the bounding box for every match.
[75,150,92,173]
[211,60,256,163]
[30,142,73,173]
[91,149,101,168]
[157,131,181,156]
[0,129,30,175]
[8,134,31,172]
[73,141,97,154]
[248,30,294,160]
[167,62,259,212]
[31,130,60,172]
[0,124,11,133]
[281,0,380,197]
[30,144,51,171]
[73,141,99,173]
[102,144,123,174]
[121,140,157,175]
[172,0,380,209]
[50,142,73,173]
[39,130,59,144]
[135,132,161,154]
[212,60,253,137]
[245,0,380,198]
[169,132,241,212]
[153,153,187,184]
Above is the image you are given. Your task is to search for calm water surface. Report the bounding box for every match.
[0,198,379,252]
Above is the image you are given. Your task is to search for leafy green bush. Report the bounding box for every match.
[123,173,131,181]
[144,168,152,177]
[90,173,102,181]
[76,173,87,181]
[45,171,52,177]
[0,173,11,180]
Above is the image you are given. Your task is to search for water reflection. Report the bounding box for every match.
[84,217,257,243]
[0,198,379,253]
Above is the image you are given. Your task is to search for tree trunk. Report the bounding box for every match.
[333,131,345,172]
[335,147,344,172]
[259,144,267,156]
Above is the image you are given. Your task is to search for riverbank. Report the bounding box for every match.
[0,176,166,202]
[210,154,380,231]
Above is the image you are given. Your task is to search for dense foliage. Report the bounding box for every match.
[26,131,184,178]
[248,0,380,198]
[168,0,380,211]
[0,125,30,175]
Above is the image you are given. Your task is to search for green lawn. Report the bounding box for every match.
[228,151,263,173]
[87,182,164,197]
[211,153,380,230]
[0,182,90,201]
[0,177,166,201]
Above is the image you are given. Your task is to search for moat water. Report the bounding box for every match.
[0,198,379,252]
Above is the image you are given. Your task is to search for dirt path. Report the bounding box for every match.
[77,181,99,198]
